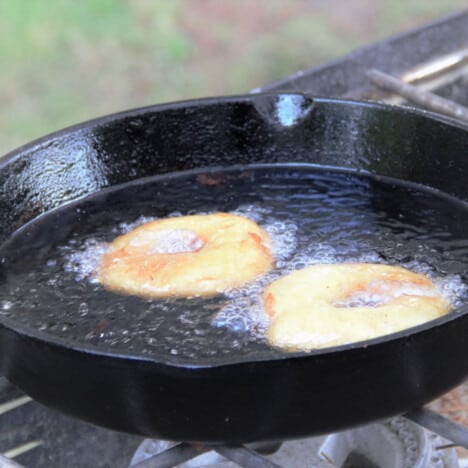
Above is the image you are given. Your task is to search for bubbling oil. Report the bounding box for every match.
[0,165,466,365]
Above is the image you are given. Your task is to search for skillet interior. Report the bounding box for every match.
[0,93,467,442]
[0,163,467,366]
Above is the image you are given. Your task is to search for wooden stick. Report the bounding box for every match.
[367,69,468,122]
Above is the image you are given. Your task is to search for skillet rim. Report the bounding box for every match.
[0,92,467,370]
[1,92,467,166]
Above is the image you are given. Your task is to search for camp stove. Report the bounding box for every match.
[129,417,459,467]
[1,9,468,468]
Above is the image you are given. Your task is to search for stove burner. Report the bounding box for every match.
[128,417,458,468]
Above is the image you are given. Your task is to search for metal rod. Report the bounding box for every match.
[0,396,32,416]
[131,442,209,468]
[3,440,42,459]
[406,408,468,449]
[214,445,283,468]
[367,69,468,122]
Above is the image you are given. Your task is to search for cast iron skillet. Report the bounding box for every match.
[0,93,467,443]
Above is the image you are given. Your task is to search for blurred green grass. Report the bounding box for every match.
[0,0,466,154]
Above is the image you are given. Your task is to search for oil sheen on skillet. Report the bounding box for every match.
[0,164,466,366]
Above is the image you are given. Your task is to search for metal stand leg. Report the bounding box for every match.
[130,442,209,468]
[214,445,283,468]
[130,441,285,468]
[406,407,468,449]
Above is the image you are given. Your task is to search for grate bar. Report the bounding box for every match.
[3,440,42,460]
[130,442,284,468]
[0,396,32,416]
[130,442,209,468]
[406,407,468,449]
[214,445,283,468]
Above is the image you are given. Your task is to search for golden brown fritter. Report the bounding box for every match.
[264,264,450,351]
[99,213,273,298]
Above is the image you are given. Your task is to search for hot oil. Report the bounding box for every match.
[0,165,467,365]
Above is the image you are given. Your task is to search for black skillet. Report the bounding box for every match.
[0,93,467,443]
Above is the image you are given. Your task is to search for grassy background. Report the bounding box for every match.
[0,0,466,155]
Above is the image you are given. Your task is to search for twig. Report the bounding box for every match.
[367,69,468,122]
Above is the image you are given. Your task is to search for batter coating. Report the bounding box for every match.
[263,264,450,351]
[99,213,273,298]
